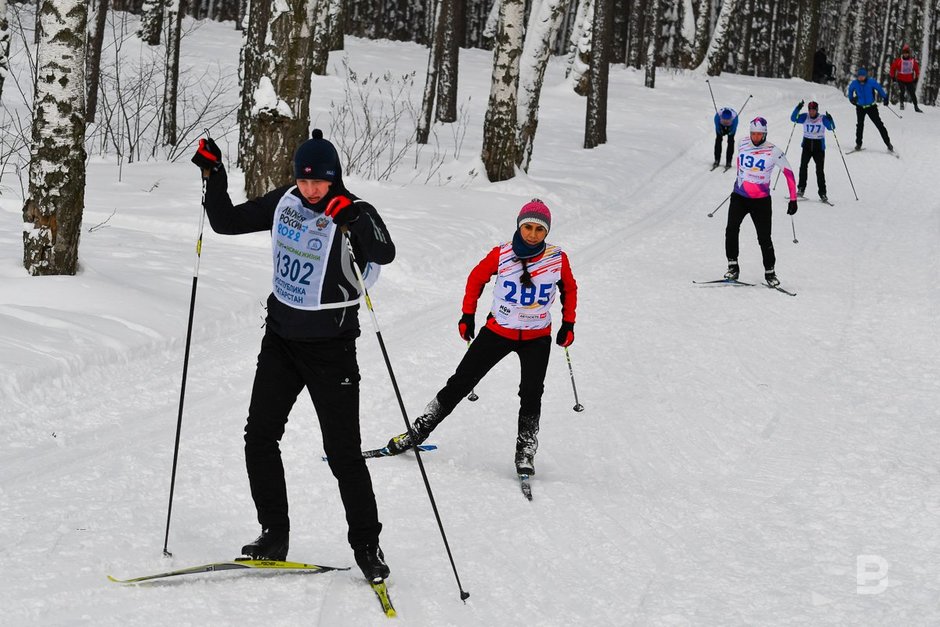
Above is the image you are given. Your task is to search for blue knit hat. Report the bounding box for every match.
[720,108,734,121]
[294,129,340,181]
[857,67,868,77]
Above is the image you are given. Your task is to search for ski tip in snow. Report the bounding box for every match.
[519,474,533,501]
[370,578,397,618]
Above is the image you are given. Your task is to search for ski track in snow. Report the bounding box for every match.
[2,15,940,626]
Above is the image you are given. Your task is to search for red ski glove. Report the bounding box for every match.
[556,321,575,347]
[325,195,360,226]
[458,313,475,341]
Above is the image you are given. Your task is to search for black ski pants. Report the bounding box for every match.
[725,193,775,272]
[714,132,735,166]
[896,80,919,109]
[434,327,551,423]
[243,329,381,550]
[855,105,891,148]
[798,138,827,196]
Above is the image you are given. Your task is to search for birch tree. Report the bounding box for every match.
[436,0,461,123]
[311,0,342,76]
[916,0,934,101]
[517,0,572,171]
[417,0,444,143]
[565,0,593,95]
[240,0,317,197]
[481,0,523,181]
[690,0,710,66]
[139,0,163,45]
[162,0,183,145]
[793,0,820,80]
[0,0,9,101]
[695,0,741,75]
[23,0,88,276]
[84,0,109,122]
[584,0,611,148]
[644,0,662,87]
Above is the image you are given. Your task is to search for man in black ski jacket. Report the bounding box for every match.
[192,129,395,582]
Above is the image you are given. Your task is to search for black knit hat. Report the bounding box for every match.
[293,129,340,181]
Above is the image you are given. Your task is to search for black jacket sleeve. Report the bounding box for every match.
[346,200,396,265]
[203,167,286,235]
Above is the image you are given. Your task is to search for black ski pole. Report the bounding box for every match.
[773,121,797,190]
[791,215,799,244]
[705,79,718,114]
[163,156,210,558]
[466,341,479,401]
[564,347,584,412]
[707,194,731,218]
[830,126,860,201]
[883,102,903,119]
[736,94,753,118]
[342,230,470,603]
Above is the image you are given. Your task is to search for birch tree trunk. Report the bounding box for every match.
[565,0,593,95]
[793,0,820,80]
[644,0,662,87]
[690,0,710,66]
[242,0,317,197]
[23,0,88,276]
[695,0,741,75]
[480,0,523,181]
[417,0,444,143]
[517,0,572,171]
[483,0,501,38]
[848,0,867,77]
[84,0,109,122]
[311,0,341,75]
[831,0,855,84]
[162,0,183,145]
[436,0,462,123]
[877,0,895,82]
[139,0,163,45]
[584,0,611,148]
[916,0,934,101]
[0,0,9,101]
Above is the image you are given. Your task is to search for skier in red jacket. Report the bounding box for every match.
[383,199,578,476]
[889,44,923,113]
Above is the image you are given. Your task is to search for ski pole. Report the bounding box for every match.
[341,229,470,603]
[466,341,479,401]
[773,121,797,190]
[830,126,859,201]
[163,151,210,558]
[564,347,584,412]
[707,194,731,218]
[883,102,903,119]
[736,94,753,118]
[790,215,798,244]
[705,79,718,114]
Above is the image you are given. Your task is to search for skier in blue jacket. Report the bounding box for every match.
[713,107,738,168]
[790,100,835,201]
[846,67,893,152]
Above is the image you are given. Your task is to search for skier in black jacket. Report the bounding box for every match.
[192,130,395,582]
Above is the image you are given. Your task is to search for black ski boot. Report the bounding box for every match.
[515,414,540,475]
[723,260,740,281]
[765,270,780,288]
[354,544,390,581]
[240,527,289,561]
[386,398,443,454]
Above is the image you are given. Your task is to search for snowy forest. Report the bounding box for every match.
[2,0,939,274]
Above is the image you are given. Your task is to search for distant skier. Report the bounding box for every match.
[790,100,835,202]
[713,107,738,168]
[191,130,395,583]
[813,48,835,84]
[889,44,922,112]
[846,67,893,152]
[381,200,578,477]
[723,117,798,288]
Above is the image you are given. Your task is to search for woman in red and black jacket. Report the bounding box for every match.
[889,44,923,113]
[384,199,578,475]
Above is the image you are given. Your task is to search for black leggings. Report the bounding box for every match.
[243,330,381,549]
[725,193,775,272]
[798,139,826,195]
[714,133,735,165]
[897,81,919,108]
[855,106,891,147]
[434,327,551,421]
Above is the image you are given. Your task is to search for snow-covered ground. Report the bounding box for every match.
[3,14,940,626]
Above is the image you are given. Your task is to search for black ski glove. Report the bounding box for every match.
[850,95,858,106]
[556,321,575,347]
[787,200,798,215]
[324,195,360,227]
[797,100,804,109]
[191,137,222,174]
[458,313,475,341]
[883,95,890,105]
